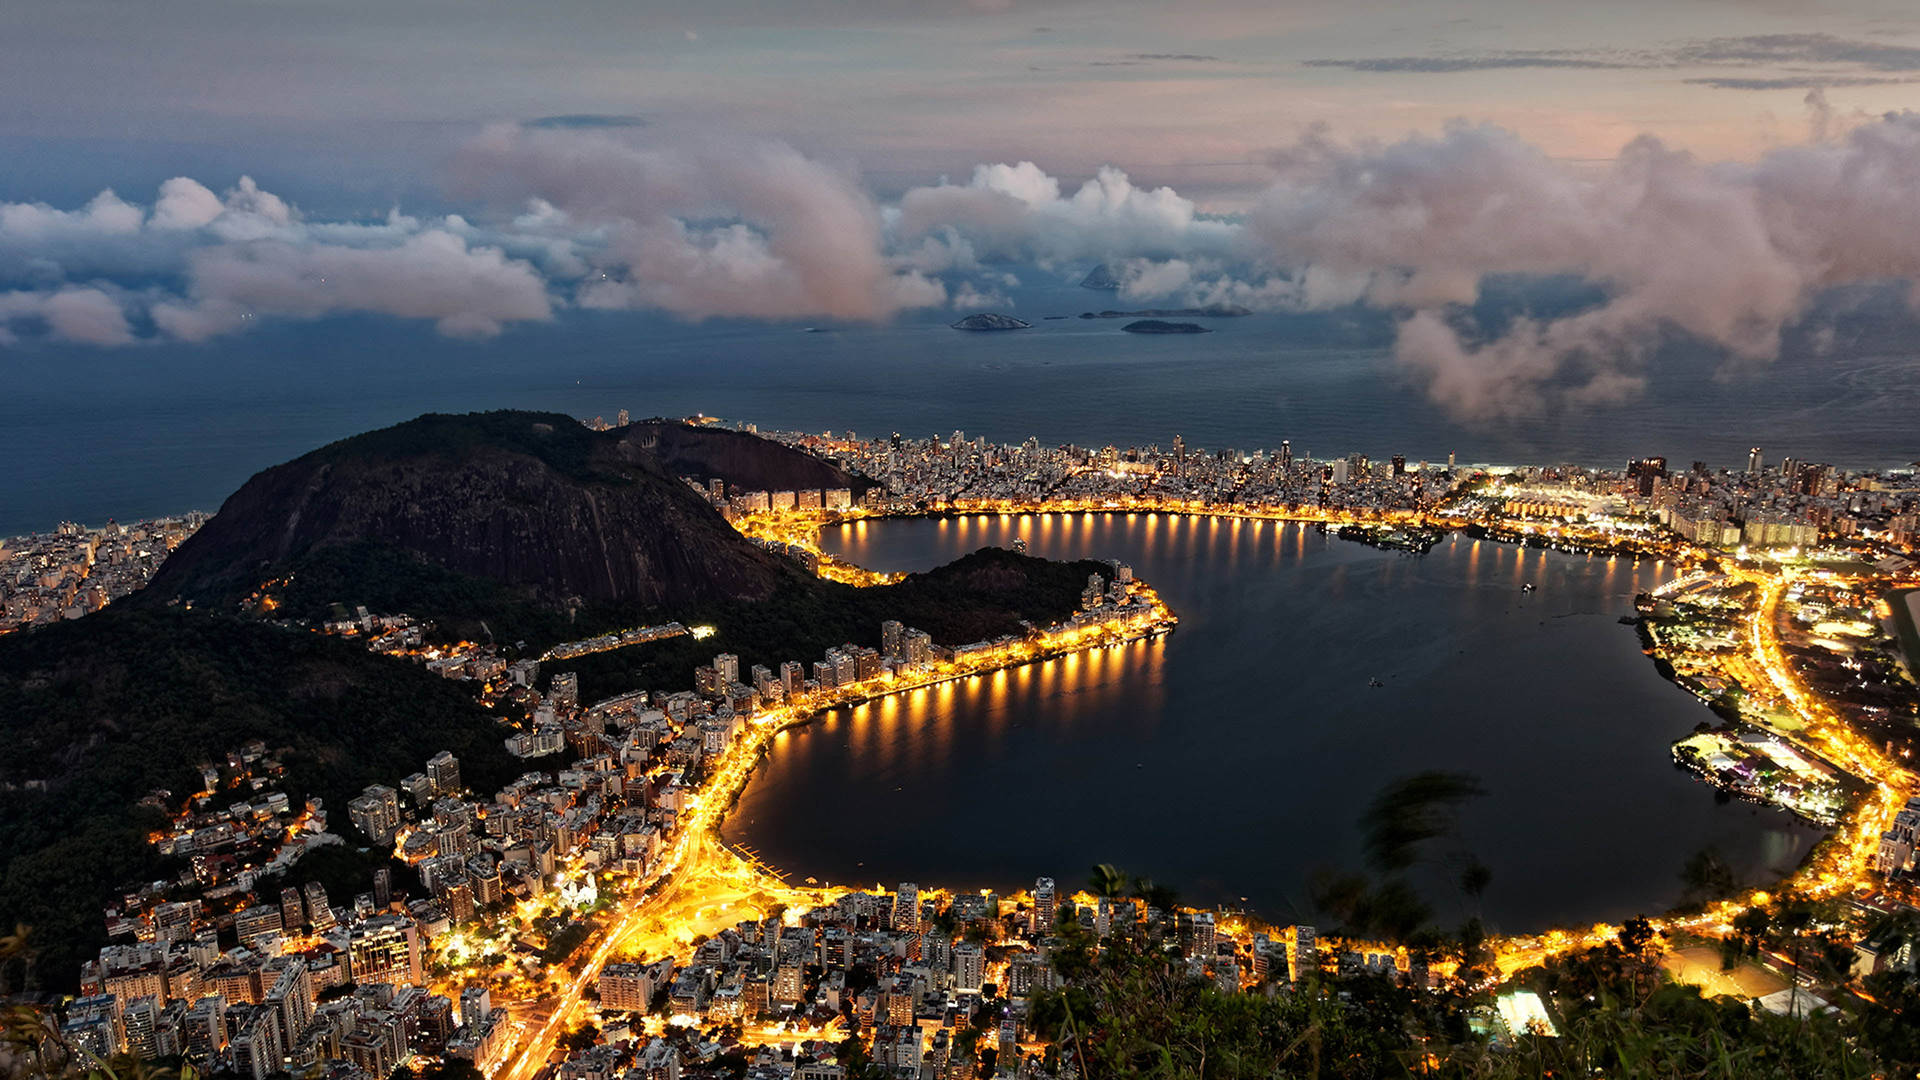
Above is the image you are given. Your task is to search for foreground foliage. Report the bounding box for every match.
[1029,917,1913,1079]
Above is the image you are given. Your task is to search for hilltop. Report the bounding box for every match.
[140,412,870,642]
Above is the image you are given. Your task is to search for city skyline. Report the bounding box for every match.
[6,3,1920,1077]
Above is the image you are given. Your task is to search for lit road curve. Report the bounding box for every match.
[496,603,1177,1080]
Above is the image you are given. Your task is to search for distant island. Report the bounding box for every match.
[1123,319,1211,334]
[1079,263,1122,290]
[950,313,1031,331]
[1079,305,1251,319]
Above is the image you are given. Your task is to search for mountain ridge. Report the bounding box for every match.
[141,411,867,629]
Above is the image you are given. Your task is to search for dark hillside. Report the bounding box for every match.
[0,608,516,989]
[142,412,809,625]
[616,421,877,498]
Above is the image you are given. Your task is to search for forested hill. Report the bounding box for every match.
[0,608,518,990]
[138,411,861,633]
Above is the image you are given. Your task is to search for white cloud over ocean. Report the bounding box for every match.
[11,114,1920,423]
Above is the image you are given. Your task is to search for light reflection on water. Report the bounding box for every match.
[723,514,1821,931]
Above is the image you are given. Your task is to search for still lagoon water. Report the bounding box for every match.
[723,513,1821,932]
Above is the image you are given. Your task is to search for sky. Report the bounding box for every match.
[7,0,1920,422]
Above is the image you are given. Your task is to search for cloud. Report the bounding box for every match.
[0,190,145,242]
[1673,32,1920,71]
[150,178,228,231]
[893,160,1242,265]
[1303,54,1635,73]
[0,287,135,346]
[14,114,1920,430]
[1305,32,1920,88]
[1191,114,1920,419]
[1684,75,1910,90]
[951,281,1010,310]
[153,230,552,341]
[452,125,945,321]
[1,176,556,345]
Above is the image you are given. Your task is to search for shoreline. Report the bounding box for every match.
[711,505,1910,955]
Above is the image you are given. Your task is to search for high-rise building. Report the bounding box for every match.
[1390,454,1406,477]
[153,901,197,946]
[303,881,335,932]
[228,1006,283,1080]
[234,904,284,950]
[349,915,423,987]
[1290,925,1317,982]
[714,653,740,686]
[348,785,403,844]
[279,887,305,933]
[774,964,805,1005]
[183,996,227,1063]
[892,883,920,932]
[426,751,461,795]
[1627,456,1668,497]
[263,959,314,1048]
[1747,446,1764,474]
[122,995,163,1060]
[1279,440,1292,472]
[952,942,985,993]
[881,620,906,663]
[443,877,476,924]
[372,867,392,909]
[1184,912,1216,958]
[1031,878,1056,934]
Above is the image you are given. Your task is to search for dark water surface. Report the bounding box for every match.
[6,275,1919,535]
[723,514,1821,932]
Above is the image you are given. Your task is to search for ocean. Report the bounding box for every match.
[4,276,1917,535]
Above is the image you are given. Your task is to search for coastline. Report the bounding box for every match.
[712,505,1913,964]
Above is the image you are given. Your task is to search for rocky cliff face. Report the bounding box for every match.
[143,411,827,616]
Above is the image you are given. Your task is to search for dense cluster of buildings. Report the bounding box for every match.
[728,427,1920,555]
[0,514,203,632]
[578,880,1361,1079]
[67,737,502,1080]
[57,553,1169,1080]
[754,429,1452,520]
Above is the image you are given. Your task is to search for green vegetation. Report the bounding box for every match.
[266,539,607,646]
[564,547,1114,698]
[1027,884,1916,1079]
[0,607,519,989]
[303,410,615,484]
[540,919,596,964]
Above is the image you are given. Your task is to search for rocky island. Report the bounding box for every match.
[950,312,1031,331]
[1122,319,1212,334]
